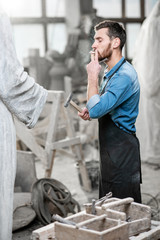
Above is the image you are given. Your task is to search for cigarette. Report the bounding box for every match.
[89,50,95,54]
[89,50,108,63]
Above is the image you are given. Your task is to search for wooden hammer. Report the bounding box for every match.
[64,93,82,112]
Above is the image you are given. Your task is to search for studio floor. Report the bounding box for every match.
[12,151,160,239]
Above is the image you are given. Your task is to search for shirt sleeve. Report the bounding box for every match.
[0,10,48,128]
[86,94,100,111]
[86,73,132,119]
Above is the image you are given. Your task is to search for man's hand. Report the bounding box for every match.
[87,49,101,100]
[87,49,101,85]
[78,107,90,121]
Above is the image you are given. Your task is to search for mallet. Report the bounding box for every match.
[64,93,82,113]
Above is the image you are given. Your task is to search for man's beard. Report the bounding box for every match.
[98,44,112,62]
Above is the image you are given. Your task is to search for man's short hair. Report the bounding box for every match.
[95,20,126,50]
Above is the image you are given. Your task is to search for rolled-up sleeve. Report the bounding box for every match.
[86,94,100,111]
[86,74,132,119]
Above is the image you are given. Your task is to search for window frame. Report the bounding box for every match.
[94,0,145,61]
[10,0,155,61]
[10,0,66,52]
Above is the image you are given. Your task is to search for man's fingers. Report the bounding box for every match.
[78,107,89,116]
[78,112,85,117]
[95,49,99,62]
[84,113,89,118]
[90,49,99,62]
[90,52,95,61]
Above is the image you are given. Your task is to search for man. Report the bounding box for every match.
[0,8,47,240]
[78,20,142,203]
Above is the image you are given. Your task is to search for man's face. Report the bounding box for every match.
[92,28,113,62]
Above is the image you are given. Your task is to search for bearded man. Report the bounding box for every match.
[79,20,142,203]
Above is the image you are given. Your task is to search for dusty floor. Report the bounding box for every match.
[12,151,160,240]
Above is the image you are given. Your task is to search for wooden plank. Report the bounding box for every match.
[15,119,47,165]
[131,225,160,240]
[102,198,134,210]
[49,137,81,150]
[101,198,151,237]
[55,217,129,240]
[45,150,56,177]
[45,92,62,171]
[75,214,107,228]
[128,218,150,237]
[32,211,91,240]
[32,223,55,240]
[47,90,64,102]
[77,160,92,192]
[85,204,126,221]
[11,17,65,25]
[62,106,92,192]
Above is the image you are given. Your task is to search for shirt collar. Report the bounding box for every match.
[105,56,125,78]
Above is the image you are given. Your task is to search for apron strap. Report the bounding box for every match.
[100,58,126,96]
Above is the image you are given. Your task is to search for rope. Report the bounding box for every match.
[142,192,160,220]
[31,178,81,225]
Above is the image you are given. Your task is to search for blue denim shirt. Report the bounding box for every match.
[86,57,140,133]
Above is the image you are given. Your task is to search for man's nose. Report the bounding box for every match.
[92,42,97,49]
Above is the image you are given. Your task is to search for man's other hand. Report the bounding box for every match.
[78,107,90,121]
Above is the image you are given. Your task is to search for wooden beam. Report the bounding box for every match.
[49,137,81,150]
[10,17,66,25]
[96,16,145,24]
[41,0,48,52]
[122,0,125,18]
[15,120,47,165]
[140,0,145,19]
[32,223,55,240]
[80,0,93,14]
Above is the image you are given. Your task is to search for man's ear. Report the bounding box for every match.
[112,37,121,49]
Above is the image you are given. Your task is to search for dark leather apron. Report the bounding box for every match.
[98,59,142,203]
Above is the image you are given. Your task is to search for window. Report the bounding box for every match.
[2,0,42,17]
[46,0,65,17]
[126,23,141,59]
[126,0,140,18]
[93,0,158,60]
[47,23,67,53]
[13,25,45,61]
[1,0,66,63]
[93,0,121,18]
[0,0,158,63]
